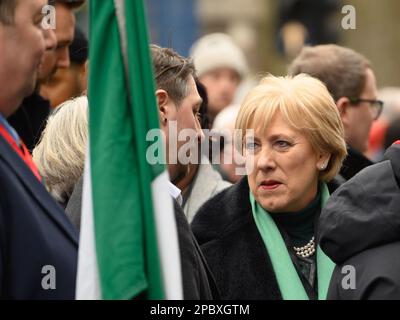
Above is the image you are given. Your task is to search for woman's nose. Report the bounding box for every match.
[257,147,276,171]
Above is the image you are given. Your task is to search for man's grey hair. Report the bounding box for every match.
[150,44,196,106]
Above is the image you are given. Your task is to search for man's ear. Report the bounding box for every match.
[155,89,169,126]
[336,97,351,128]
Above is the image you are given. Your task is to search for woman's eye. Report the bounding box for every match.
[245,142,258,150]
[274,140,291,149]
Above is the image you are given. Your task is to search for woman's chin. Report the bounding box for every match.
[258,199,287,213]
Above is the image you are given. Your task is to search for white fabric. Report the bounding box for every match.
[167,181,183,206]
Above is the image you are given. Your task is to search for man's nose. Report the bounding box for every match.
[57,47,71,69]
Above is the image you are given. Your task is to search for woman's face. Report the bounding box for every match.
[244,111,329,213]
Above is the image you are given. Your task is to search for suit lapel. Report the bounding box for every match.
[0,137,78,245]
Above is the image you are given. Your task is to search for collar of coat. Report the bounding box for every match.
[191,176,253,246]
[0,136,79,246]
[191,177,284,299]
[384,142,400,186]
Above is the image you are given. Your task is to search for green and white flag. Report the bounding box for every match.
[76,0,182,300]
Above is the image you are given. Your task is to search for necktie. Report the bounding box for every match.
[0,123,42,181]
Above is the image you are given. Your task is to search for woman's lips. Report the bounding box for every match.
[259,180,282,190]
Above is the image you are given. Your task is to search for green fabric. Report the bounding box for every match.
[89,0,164,299]
[249,182,335,300]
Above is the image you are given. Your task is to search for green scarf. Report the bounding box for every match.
[249,182,335,300]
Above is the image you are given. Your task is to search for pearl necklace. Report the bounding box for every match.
[293,236,315,258]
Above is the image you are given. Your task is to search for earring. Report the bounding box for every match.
[320,163,327,170]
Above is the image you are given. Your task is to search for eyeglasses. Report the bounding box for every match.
[349,98,384,120]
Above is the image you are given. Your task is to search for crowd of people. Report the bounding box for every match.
[1,0,400,300]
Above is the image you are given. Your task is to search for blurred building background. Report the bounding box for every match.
[76,0,400,88]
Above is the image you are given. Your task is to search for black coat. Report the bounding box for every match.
[191,178,282,299]
[319,143,400,299]
[7,92,51,152]
[0,136,78,299]
[339,145,374,181]
[173,200,219,300]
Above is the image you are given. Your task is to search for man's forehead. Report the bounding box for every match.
[187,76,201,99]
[190,86,203,106]
[363,68,378,97]
[182,91,202,107]
[19,0,48,13]
[54,3,75,39]
[7,0,43,27]
[177,91,202,110]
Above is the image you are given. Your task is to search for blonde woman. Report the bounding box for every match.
[33,96,88,208]
[192,74,347,300]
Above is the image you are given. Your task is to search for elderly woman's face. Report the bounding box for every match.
[244,111,328,213]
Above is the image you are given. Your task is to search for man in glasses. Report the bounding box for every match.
[289,44,382,182]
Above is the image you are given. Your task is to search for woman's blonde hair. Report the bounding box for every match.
[33,96,88,204]
[235,74,347,181]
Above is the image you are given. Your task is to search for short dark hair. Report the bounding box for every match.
[195,79,210,130]
[48,0,85,9]
[0,0,17,25]
[288,44,372,102]
[150,44,196,106]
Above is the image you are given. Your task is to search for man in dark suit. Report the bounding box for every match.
[0,0,78,299]
[8,0,85,152]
